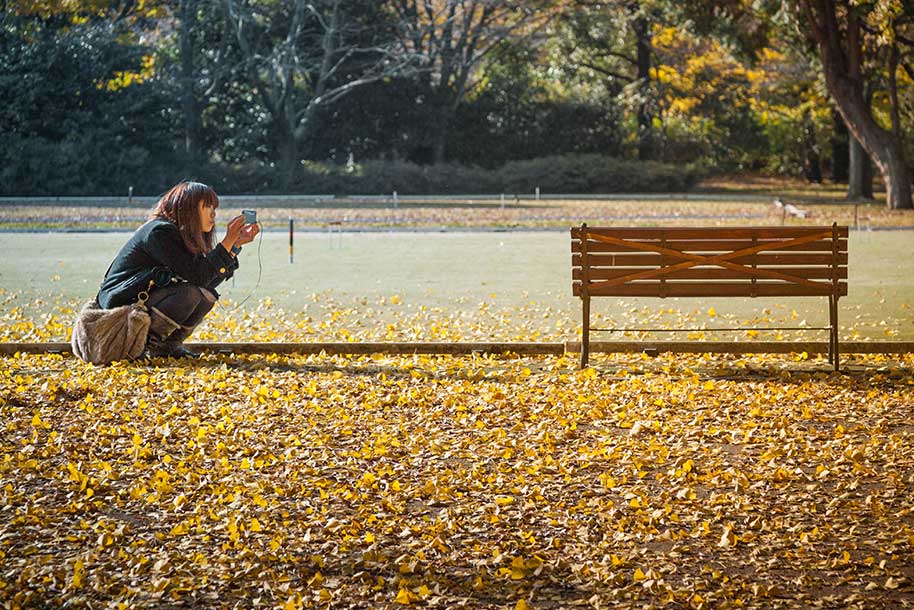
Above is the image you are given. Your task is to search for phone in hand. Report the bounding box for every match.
[242,209,257,225]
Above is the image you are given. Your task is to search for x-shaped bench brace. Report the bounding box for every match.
[583,230,835,296]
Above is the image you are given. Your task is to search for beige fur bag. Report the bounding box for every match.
[71,285,153,365]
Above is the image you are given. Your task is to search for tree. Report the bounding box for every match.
[0,11,174,195]
[666,0,911,203]
[556,1,660,160]
[224,0,408,183]
[748,44,835,178]
[174,0,236,171]
[661,29,777,166]
[451,41,624,165]
[830,108,849,181]
[387,0,557,163]
[795,0,913,209]
[306,76,436,163]
[847,84,875,199]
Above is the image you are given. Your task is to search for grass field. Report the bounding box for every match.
[0,230,911,344]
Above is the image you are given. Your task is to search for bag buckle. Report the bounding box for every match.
[136,280,155,306]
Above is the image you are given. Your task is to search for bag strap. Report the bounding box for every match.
[136,280,156,306]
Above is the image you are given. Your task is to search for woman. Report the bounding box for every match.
[96,181,259,358]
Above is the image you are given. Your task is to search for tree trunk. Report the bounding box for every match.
[276,117,299,189]
[804,1,912,209]
[830,108,848,182]
[831,85,911,208]
[846,82,873,198]
[180,0,202,169]
[431,100,453,165]
[847,134,873,199]
[633,15,653,161]
[803,108,822,183]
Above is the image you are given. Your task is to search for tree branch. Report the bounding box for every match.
[798,0,827,49]
[202,9,233,98]
[888,40,902,139]
[581,61,634,82]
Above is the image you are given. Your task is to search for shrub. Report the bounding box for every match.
[496,155,705,194]
[3,153,705,197]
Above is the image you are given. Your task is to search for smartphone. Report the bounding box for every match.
[242,209,257,225]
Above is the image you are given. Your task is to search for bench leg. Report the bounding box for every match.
[827,296,835,365]
[580,296,590,369]
[830,296,840,372]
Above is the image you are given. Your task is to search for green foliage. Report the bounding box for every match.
[671,0,777,60]
[4,1,911,196]
[0,16,175,196]
[449,42,624,167]
[307,44,625,171]
[307,77,440,165]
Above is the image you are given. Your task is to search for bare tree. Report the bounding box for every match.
[388,0,557,163]
[224,0,411,182]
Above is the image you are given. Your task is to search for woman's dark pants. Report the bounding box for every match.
[145,284,216,345]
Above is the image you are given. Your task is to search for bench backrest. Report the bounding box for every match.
[572,225,848,299]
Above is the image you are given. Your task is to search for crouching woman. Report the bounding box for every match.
[72,181,259,363]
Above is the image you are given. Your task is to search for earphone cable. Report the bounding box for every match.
[229,222,263,311]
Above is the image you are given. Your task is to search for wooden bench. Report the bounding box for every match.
[571,224,849,370]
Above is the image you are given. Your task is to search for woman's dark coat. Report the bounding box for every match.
[97,218,238,308]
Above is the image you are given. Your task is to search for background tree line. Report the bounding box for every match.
[1,0,913,208]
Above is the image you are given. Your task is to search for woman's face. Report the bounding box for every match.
[198,199,216,233]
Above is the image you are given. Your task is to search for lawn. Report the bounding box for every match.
[0,230,912,344]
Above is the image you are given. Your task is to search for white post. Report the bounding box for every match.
[500,193,505,210]
[393,190,398,208]
[128,186,133,205]
[535,187,540,201]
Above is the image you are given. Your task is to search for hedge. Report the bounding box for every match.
[205,154,706,196]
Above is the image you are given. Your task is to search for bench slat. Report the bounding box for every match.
[573,281,848,297]
[573,252,848,267]
[570,226,849,239]
[572,239,848,254]
[574,267,849,281]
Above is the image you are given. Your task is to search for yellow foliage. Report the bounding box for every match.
[70,558,84,589]
[395,588,418,605]
[98,55,155,92]
[0,346,912,607]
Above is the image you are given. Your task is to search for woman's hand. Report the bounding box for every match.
[236,222,260,246]
[220,215,245,252]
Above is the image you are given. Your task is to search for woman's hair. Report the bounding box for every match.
[151,181,219,255]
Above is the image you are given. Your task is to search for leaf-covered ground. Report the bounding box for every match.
[3,287,912,345]
[2,350,913,609]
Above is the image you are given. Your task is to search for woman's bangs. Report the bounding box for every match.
[201,187,219,209]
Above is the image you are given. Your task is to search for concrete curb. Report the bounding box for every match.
[2,341,911,356]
